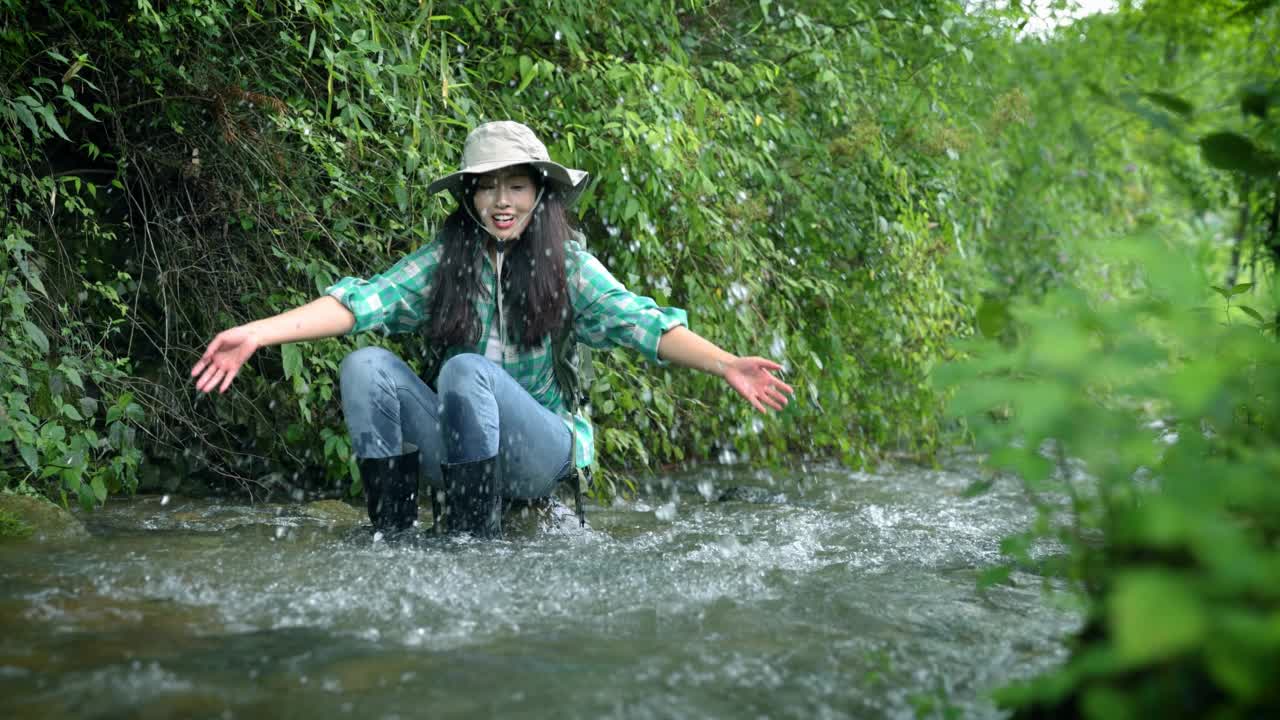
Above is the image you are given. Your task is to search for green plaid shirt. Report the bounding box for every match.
[325,238,687,468]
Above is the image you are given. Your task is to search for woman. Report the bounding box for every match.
[190,121,792,537]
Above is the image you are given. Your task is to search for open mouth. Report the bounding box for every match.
[491,213,516,230]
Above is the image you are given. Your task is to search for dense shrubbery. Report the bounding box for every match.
[935,1,1280,716]
[939,234,1280,718]
[3,0,1020,501]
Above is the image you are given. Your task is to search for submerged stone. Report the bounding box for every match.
[0,495,89,542]
[301,499,366,525]
[716,486,787,504]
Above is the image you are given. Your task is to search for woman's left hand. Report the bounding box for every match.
[723,357,794,413]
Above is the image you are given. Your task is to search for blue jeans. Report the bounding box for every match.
[339,348,572,499]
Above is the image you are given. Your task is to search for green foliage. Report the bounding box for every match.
[937,231,1280,717]
[0,22,146,508]
[928,3,1280,717]
[3,0,1001,500]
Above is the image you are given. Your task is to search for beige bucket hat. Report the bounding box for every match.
[427,121,590,207]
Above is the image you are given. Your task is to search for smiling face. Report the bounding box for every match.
[471,166,538,242]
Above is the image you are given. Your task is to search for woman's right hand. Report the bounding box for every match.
[191,326,261,394]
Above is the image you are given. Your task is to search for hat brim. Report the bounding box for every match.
[426,160,590,207]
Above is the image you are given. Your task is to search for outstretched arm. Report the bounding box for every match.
[656,325,793,413]
[191,296,355,394]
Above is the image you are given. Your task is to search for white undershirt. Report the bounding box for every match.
[483,321,502,362]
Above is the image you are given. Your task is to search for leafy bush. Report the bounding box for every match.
[3,0,1006,500]
[936,231,1280,717]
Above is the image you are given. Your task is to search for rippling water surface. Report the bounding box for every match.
[0,459,1077,719]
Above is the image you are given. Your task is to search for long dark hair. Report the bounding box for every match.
[424,170,572,350]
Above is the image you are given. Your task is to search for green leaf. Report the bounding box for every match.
[1199,132,1280,177]
[65,97,98,122]
[1236,304,1264,322]
[40,422,66,443]
[516,54,536,94]
[987,446,1052,486]
[61,404,83,422]
[1108,572,1205,666]
[60,365,84,390]
[1210,285,1231,300]
[975,297,1011,339]
[17,258,47,296]
[281,342,303,380]
[1230,0,1279,20]
[12,102,39,136]
[123,402,144,423]
[19,444,38,472]
[1142,91,1193,118]
[22,321,49,354]
[34,104,71,142]
[91,477,108,503]
[1229,282,1253,296]
[76,479,95,511]
[977,564,1012,590]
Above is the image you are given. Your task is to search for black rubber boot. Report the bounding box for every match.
[441,456,502,537]
[359,445,419,536]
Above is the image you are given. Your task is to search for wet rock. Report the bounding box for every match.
[0,495,89,542]
[716,486,787,504]
[302,500,366,525]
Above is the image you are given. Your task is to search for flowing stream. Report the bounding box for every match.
[0,459,1076,719]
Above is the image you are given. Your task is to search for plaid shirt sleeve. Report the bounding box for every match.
[324,243,440,336]
[569,243,688,364]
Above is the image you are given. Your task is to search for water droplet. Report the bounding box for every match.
[697,479,715,501]
[160,495,170,506]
